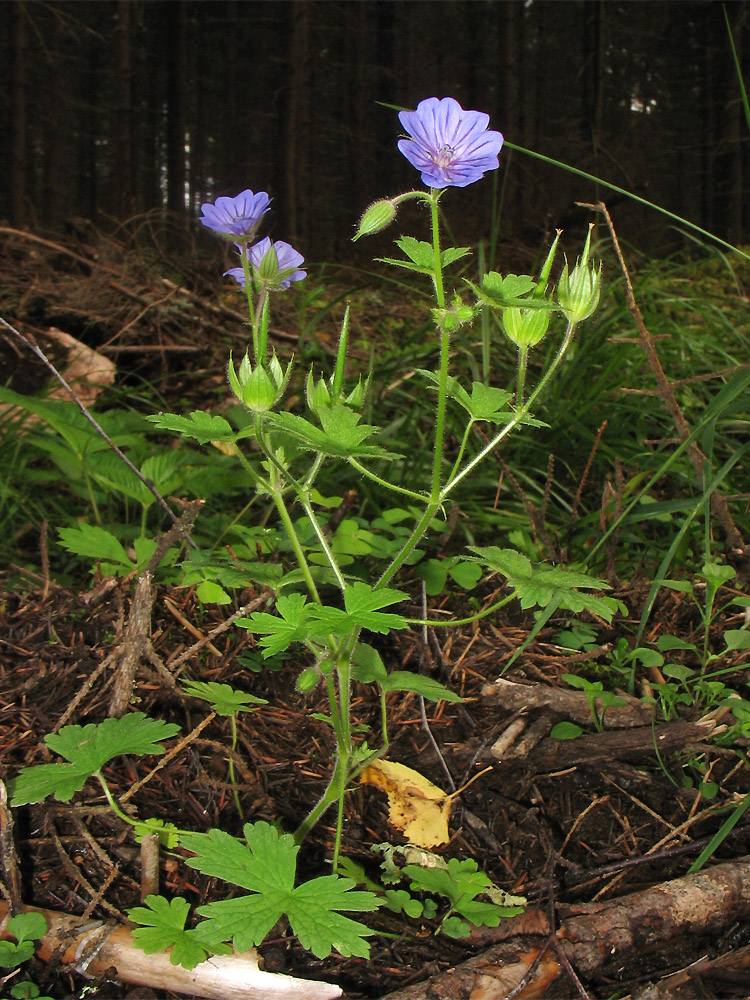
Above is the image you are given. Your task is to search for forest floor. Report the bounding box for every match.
[3,580,750,1000]
[2,223,750,999]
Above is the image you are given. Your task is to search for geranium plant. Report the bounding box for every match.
[11,97,615,965]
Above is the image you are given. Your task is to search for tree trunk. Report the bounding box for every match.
[165,0,187,218]
[10,0,27,228]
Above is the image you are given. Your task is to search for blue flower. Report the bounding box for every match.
[225,237,306,290]
[199,189,271,238]
[397,97,503,189]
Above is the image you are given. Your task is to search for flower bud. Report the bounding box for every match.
[557,225,602,323]
[353,199,398,241]
[297,667,320,692]
[432,295,475,333]
[228,349,292,412]
[501,305,550,348]
[306,369,332,415]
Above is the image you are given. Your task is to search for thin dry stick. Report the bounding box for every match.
[119,712,216,804]
[581,201,748,566]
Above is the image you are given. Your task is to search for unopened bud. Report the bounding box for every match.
[353,199,398,241]
[558,225,602,323]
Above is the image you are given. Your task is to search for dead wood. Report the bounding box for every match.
[377,857,750,1000]
[0,900,341,1000]
[481,676,655,728]
[504,719,716,773]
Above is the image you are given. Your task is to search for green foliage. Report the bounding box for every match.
[237,584,409,657]
[0,912,47,968]
[466,545,621,621]
[10,714,180,805]
[181,680,268,716]
[146,410,236,444]
[0,912,53,1000]
[351,643,462,703]
[371,845,525,938]
[128,895,232,970]
[179,822,380,959]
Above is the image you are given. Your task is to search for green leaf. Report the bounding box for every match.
[0,912,48,968]
[146,410,236,445]
[395,237,435,269]
[182,822,380,959]
[7,913,47,944]
[308,583,408,637]
[196,580,232,605]
[181,680,267,716]
[57,523,135,573]
[128,895,231,970]
[448,561,483,591]
[264,408,395,459]
[133,818,181,849]
[236,593,312,656]
[550,721,584,740]
[351,643,388,684]
[466,546,617,621]
[656,633,697,653]
[10,714,180,806]
[0,939,35,968]
[724,629,750,651]
[441,247,472,268]
[380,671,463,703]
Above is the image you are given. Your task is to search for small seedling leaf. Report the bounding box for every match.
[181,680,267,716]
[550,721,584,740]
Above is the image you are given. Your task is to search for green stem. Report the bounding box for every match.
[294,754,349,844]
[299,495,347,592]
[405,591,516,628]
[376,500,441,589]
[429,192,449,503]
[271,489,321,603]
[240,248,257,357]
[516,345,528,408]
[445,319,577,497]
[447,420,475,484]
[347,458,427,502]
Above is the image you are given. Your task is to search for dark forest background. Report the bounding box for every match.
[2,0,749,265]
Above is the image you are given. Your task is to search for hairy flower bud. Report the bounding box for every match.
[558,225,602,323]
[353,199,398,241]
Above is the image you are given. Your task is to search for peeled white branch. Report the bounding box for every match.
[0,902,341,1000]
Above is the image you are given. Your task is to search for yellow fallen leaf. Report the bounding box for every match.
[360,760,452,848]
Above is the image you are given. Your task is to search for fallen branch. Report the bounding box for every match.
[378,857,750,999]
[481,676,655,728]
[0,901,341,1000]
